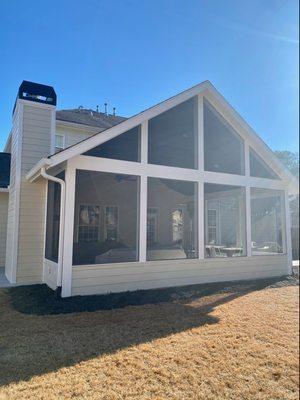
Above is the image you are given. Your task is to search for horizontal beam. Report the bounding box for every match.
[70,155,287,190]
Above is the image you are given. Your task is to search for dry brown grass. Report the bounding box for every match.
[0,277,299,400]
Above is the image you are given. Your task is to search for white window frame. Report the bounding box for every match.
[77,204,101,243]
[55,134,65,153]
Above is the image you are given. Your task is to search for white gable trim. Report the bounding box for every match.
[26,81,296,189]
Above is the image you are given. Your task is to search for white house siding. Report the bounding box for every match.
[56,125,97,149]
[15,104,53,284]
[71,254,288,296]
[5,104,22,281]
[0,193,8,266]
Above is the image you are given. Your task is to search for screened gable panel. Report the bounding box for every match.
[83,125,141,162]
[148,96,198,169]
[250,148,279,180]
[204,100,245,175]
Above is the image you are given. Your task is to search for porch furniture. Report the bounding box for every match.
[222,247,243,257]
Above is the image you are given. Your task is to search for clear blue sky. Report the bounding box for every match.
[0,0,299,151]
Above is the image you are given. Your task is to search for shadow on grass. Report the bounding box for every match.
[0,275,297,386]
[7,275,295,316]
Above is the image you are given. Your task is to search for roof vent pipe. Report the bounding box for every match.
[104,102,108,116]
[113,107,116,116]
[96,105,99,113]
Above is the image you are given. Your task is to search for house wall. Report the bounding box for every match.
[0,192,8,266]
[16,104,54,283]
[56,124,98,149]
[5,103,22,281]
[71,254,288,296]
[5,101,55,284]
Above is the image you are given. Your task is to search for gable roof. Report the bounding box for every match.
[26,80,297,191]
[0,152,11,188]
[56,108,127,129]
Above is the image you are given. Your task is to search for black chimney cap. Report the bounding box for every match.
[13,80,56,114]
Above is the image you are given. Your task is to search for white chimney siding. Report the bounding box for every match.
[5,100,55,283]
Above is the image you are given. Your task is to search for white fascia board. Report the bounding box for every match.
[0,188,9,193]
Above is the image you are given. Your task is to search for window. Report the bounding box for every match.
[207,209,218,244]
[83,126,141,162]
[78,205,100,243]
[105,206,119,241]
[147,208,158,244]
[55,134,65,153]
[251,188,284,255]
[73,170,139,265]
[204,184,246,257]
[148,97,198,169]
[250,148,279,179]
[147,178,198,260]
[45,171,65,262]
[204,100,245,175]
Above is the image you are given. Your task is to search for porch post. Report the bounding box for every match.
[139,121,148,262]
[61,160,76,297]
[197,95,204,259]
[245,186,252,257]
[284,190,293,274]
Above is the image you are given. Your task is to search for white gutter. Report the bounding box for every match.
[41,167,66,287]
[26,158,52,182]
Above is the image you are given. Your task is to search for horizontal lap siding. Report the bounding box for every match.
[71,255,288,296]
[0,193,8,266]
[56,126,95,149]
[16,105,51,284]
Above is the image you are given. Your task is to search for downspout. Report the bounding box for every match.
[41,167,66,288]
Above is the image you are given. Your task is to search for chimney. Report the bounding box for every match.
[5,81,57,284]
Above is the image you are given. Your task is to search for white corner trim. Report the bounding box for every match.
[9,102,23,283]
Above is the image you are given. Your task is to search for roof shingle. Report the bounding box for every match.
[56,108,127,129]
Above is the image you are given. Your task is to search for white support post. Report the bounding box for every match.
[139,175,147,262]
[197,95,205,259]
[139,121,148,262]
[61,161,76,297]
[197,95,204,172]
[244,142,250,177]
[284,190,293,274]
[141,121,148,164]
[245,186,252,257]
[198,181,205,259]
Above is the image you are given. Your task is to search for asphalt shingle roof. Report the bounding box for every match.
[0,153,11,188]
[56,108,127,130]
